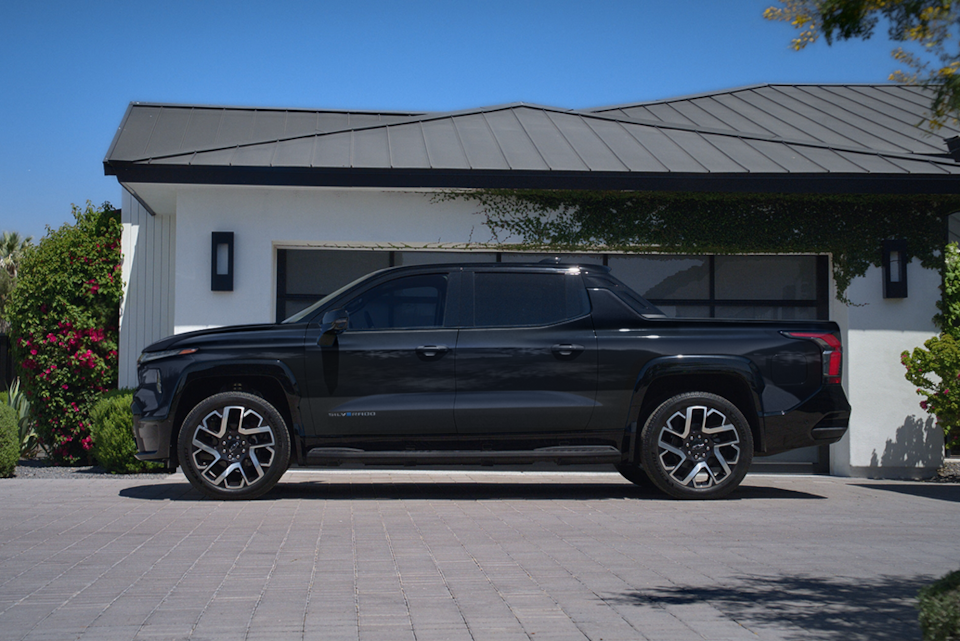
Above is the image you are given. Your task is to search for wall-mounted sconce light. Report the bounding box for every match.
[211,232,234,291]
[882,239,907,299]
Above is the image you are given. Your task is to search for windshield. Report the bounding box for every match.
[281,272,376,324]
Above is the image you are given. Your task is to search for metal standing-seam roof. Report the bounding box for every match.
[589,84,960,157]
[104,87,960,200]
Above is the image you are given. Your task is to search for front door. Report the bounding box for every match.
[303,271,458,439]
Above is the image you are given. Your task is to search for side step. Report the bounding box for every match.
[304,445,622,467]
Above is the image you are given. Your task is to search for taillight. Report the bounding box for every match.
[782,331,842,384]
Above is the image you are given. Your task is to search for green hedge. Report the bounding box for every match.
[0,402,18,478]
[919,569,960,641]
[89,390,162,474]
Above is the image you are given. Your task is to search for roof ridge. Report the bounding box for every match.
[586,83,919,112]
[125,101,429,116]
[117,103,588,163]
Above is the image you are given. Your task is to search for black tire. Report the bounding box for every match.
[615,462,649,487]
[177,391,290,500]
[640,392,753,500]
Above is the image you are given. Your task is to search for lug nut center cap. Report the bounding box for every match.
[219,435,248,462]
[684,435,711,462]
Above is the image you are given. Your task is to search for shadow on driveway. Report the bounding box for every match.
[119,478,826,501]
[609,574,928,641]
[854,483,960,503]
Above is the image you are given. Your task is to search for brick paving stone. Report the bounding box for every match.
[0,471,957,640]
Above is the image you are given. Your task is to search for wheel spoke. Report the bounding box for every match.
[189,405,275,492]
[657,404,741,489]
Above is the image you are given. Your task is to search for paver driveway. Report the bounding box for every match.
[0,470,957,641]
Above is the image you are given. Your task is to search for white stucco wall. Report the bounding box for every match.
[830,259,943,478]
[172,186,494,333]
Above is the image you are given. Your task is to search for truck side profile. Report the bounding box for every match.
[132,262,850,500]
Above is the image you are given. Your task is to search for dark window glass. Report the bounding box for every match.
[344,274,447,330]
[474,273,588,327]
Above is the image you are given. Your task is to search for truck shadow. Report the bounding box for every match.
[118,479,825,502]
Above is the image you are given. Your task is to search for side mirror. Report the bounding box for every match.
[319,309,349,346]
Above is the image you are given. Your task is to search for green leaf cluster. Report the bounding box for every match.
[904,242,960,447]
[6,202,123,465]
[765,0,960,130]
[5,378,37,458]
[918,569,960,641]
[0,402,17,478]
[443,190,955,303]
[89,390,163,474]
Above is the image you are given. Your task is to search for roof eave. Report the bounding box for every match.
[103,162,960,196]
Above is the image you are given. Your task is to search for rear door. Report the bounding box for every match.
[454,269,598,439]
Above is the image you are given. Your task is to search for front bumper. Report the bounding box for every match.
[761,384,851,456]
[131,412,175,462]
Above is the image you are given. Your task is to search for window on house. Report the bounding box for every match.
[608,254,827,320]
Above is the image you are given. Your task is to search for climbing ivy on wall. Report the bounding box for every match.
[439,189,960,303]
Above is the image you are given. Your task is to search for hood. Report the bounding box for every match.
[142,323,290,352]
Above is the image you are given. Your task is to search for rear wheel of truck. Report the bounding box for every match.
[640,392,753,500]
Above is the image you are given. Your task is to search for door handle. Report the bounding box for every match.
[552,343,584,359]
[416,345,449,360]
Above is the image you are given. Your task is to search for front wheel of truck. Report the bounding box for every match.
[178,392,290,500]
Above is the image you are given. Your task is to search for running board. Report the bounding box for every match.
[304,445,622,466]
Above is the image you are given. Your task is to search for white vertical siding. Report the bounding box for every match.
[119,190,176,388]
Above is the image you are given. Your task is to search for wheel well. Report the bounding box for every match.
[169,376,296,467]
[636,374,762,452]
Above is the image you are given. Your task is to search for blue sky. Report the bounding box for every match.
[1,0,905,241]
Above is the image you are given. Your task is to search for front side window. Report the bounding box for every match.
[474,272,588,327]
[345,274,447,330]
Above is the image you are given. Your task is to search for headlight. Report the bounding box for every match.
[138,347,198,365]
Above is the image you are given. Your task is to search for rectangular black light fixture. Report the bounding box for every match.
[882,239,907,298]
[211,231,234,291]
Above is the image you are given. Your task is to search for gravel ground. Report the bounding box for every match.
[9,459,173,480]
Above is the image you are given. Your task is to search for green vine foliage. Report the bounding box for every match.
[440,189,957,303]
[7,202,123,465]
[903,243,960,449]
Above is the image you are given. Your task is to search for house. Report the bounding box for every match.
[103,84,960,478]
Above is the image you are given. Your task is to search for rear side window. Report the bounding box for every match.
[473,272,589,327]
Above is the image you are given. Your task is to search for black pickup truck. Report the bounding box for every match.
[132,261,850,500]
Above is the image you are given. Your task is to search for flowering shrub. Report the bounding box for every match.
[6,202,122,464]
[903,242,960,450]
[903,334,960,449]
